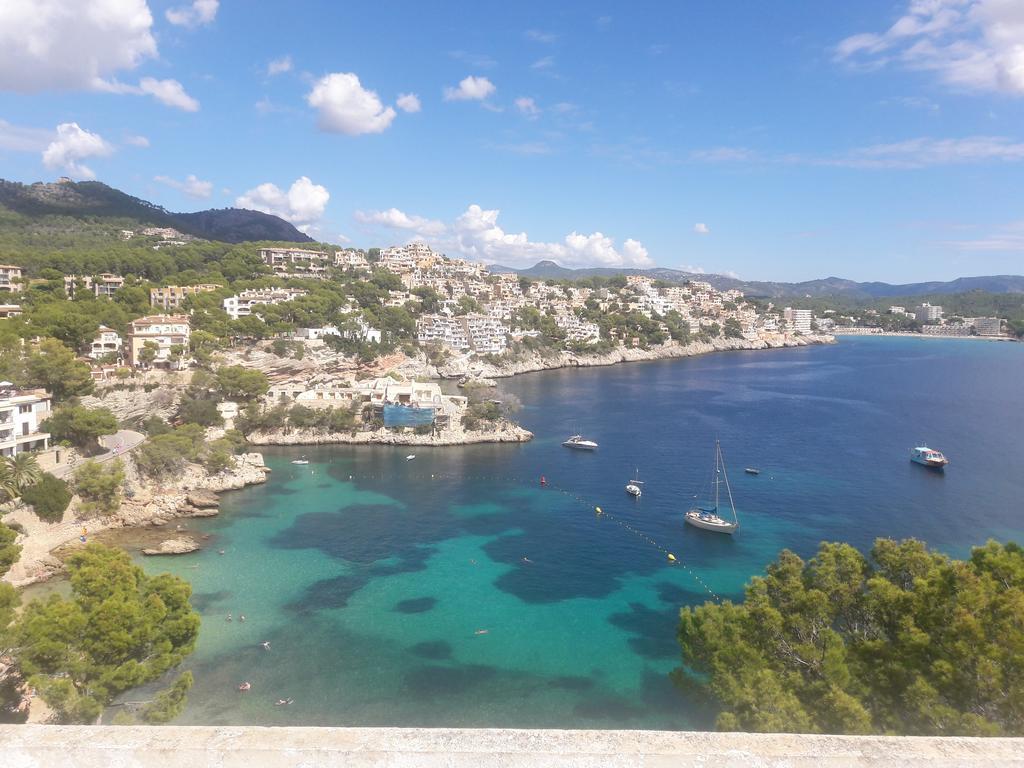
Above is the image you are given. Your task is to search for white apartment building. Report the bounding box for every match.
[0,265,22,293]
[223,288,308,320]
[783,307,813,334]
[64,273,125,299]
[0,383,51,458]
[915,303,944,323]
[334,249,370,272]
[555,313,601,345]
[259,247,330,278]
[464,313,508,355]
[0,305,22,319]
[971,317,1003,336]
[127,315,191,368]
[89,326,123,360]
[417,314,470,351]
[150,284,221,309]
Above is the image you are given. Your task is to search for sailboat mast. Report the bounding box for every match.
[713,440,721,513]
[718,442,738,524]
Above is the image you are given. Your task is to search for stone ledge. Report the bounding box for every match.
[2,726,1022,767]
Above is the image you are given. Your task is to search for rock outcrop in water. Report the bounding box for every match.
[2,452,268,587]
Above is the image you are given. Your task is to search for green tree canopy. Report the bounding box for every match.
[22,338,94,400]
[41,405,118,448]
[73,460,126,518]
[7,544,200,723]
[21,473,72,522]
[676,538,1024,736]
[215,365,269,401]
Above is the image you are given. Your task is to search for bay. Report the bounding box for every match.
[130,336,1024,729]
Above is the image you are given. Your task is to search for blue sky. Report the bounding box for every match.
[2,0,1023,282]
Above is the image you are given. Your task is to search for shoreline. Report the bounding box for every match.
[247,420,533,447]
[832,330,1018,342]
[434,333,836,381]
[2,453,269,589]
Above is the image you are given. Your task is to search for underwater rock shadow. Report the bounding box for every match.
[408,641,452,660]
[394,597,437,614]
[607,602,680,660]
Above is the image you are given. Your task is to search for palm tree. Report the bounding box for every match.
[6,453,42,494]
[0,460,17,503]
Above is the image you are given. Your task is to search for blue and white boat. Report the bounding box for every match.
[562,435,598,451]
[911,445,949,470]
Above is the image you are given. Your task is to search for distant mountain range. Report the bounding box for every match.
[0,179,311,244]
[488,260,1024,300]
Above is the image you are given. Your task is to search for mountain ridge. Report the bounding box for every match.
[0,178,312,244]
[487,261,1024,299]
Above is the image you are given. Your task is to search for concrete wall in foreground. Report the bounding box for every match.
[2,725,1023,768]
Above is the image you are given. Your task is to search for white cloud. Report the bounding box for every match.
[124,134,150,147]
[823,135,1024,168]
[443,75,496,101]
[694,223,710,235]
[448,50,497,69]
[0,120,53,152]
[690,146,754,162]
[836,0,1024,95]
[236,176,330,228]
[530,56,555,70]
[354,208,446,236]
[0,0,157,92]
[155,174,213,199]
[514,96,541,118]
[0,0,200,113]
[359,204,654,268]
[137,77,200,111]
[525,30,558,43]
[396,93,422,113]
[41,122,113,179]
[166,0,219,28]
[267,55,293,76]
[307,72,397,135]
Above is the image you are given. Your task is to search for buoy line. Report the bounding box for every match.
[304,468,724,603]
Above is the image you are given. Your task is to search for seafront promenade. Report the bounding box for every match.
[2,726,1023,767]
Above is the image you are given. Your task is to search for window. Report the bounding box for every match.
[18,404,31,413]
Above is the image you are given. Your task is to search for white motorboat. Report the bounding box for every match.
[406,454,416,461]
[291,459,309,465]
[685,440,739,535]
[562,435,598,451]
[625,469,644,497]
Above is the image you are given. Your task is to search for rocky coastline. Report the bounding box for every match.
[434,333,835,380]
[1,452,269,588]
[247,419,533,447]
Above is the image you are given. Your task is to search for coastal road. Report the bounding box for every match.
[51,429,146,479]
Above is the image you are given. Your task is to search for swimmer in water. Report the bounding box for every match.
[239,614,246,622]
[521,556,533,564]
[218,549,225,555]
[474,629,489,635]
[261,641,271,650]
[226,613,233,622]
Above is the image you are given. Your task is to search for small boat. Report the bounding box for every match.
[625,469,644,497]
[685,440,739,535]
[911,445,949,470]
[291,459,309,465]
[406,454,416,461]
[562,435,598,451]
[238,682,251,692]
[744,467,760,475]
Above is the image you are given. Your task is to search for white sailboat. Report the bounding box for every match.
[625,469,644,497]
[685,440,739,535]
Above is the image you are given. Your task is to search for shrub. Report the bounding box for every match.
[21,473,72,523]
[74,460,125,518]
[41,406,118,450]
[177,397,223,428]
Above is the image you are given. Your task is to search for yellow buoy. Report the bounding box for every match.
[667,553,677,562]
[595,506,603,515]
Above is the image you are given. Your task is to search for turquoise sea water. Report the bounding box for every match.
[129,337,1024,728]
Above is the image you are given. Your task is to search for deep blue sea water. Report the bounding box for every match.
[131,336,1024,728]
